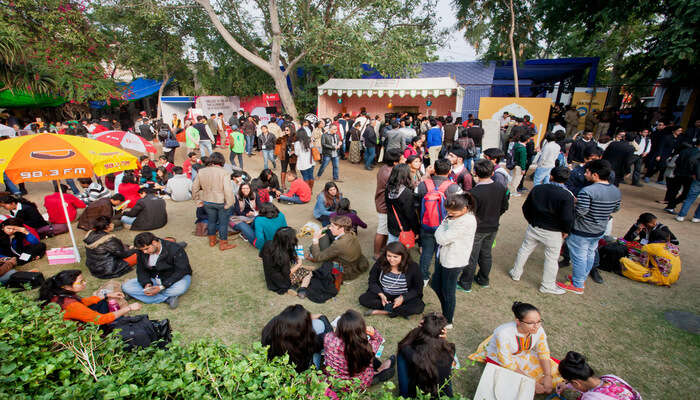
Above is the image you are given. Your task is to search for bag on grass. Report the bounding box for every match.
[102,315,171,350]
[598,242,628,275]
[4,271,45,291]
[420,179,452,232]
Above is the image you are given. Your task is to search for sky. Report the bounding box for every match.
[434,0,479,61]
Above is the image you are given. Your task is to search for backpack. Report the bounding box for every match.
[4,271,45,291]
[257,187,271,204]
[420,179,452,232]
[102,315,172,350]
[505,147,516,170]
[597,241,628,275]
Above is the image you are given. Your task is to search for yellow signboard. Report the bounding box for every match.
[571,88,609,131]
[478,97,552,145]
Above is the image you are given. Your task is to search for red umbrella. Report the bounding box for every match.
[93,130,156,153]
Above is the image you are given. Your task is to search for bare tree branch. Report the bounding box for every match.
[283,50,307,76]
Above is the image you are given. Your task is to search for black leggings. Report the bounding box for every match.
[358,291,425,317]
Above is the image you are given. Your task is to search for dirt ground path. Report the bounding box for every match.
[15,145,700,399]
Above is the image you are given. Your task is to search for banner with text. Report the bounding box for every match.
[195,96,240,122]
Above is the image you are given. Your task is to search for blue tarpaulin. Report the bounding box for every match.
[119,77,172,100]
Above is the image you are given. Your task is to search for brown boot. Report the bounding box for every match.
[194,222,207,237]
[307,179,315,191]
[280,172,287,191]
[219,239,236,251]
[208,235,218,247]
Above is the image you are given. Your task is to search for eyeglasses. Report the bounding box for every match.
[519,319,544,326]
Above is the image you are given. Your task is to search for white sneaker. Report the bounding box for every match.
[692,218,700,223]
[539,285,566,295]
[508,269,521,281]
[423,279,430,288]
[675,216,685,222]
[511,192,521,197]
[445,324,454,330]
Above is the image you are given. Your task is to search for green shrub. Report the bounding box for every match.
[0,288,468,399]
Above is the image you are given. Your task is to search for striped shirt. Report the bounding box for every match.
[380,271,407,295]
[572,182,621,237]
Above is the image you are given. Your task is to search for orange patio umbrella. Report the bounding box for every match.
[0,133,139,262]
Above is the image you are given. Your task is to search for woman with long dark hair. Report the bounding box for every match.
[397,313,456,398]
[323,309,395,390]
[313,181,342,227]
[38,269,141,325]
[0,218,46,265]
[260,227,314,297]
[275,124,297,189]
[84,216,137,279]
[261,304,331,373]
[294,128,316,190]
[230,182,257,244]
[359,241,424,318]
[556,351,641,400]
[385,164,419,244]
[406,155,425,189]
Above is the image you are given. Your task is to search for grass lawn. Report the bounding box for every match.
[16,147,700,399]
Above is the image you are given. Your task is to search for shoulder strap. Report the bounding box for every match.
[391,206,404,231]
[424,178,436,192]
[437,180,452,193]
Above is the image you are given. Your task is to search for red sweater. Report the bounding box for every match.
[118,183,141,208]
[283,179,311,203]
[44,192,86,224]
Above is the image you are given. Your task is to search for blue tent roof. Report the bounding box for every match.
[418,61,496,85]
[494,57,599,87]
[119,78,171,100]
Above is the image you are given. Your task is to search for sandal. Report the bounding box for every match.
[371,355,396,384]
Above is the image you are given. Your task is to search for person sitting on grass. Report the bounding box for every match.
[323,309,395,391]
[83,216,138,279]
[0,195,52,238]
[0,218,46,265]
[261,304,332,372]
[121,232,192,309]
[117,172,141,208]
[120,188,167,231]
[253,202,288,249]
[310,215,369,281]
[274,171,311,204]
[623,212,679,246]
[313,182,342,226]
[261,227,315,297]
[330,198,367,233]
[164,166,192,201]
[77,193,125,231]
[229,182,258,244]
[359,241,425,319]
[556,351,642,400]
[468,301,562,395]
[43,184,86,236]
[39,270,141,325]
[397,313,456,398]
[620,228,681,286]
[76,177,111,204]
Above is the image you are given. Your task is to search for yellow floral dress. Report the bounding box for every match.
[469,322,562,388]
[620,242,680,286]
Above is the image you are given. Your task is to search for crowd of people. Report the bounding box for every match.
[3,105,692,399]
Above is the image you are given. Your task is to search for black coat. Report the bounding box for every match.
[603,141,636,178]
[366,260,423,302]
[83,231,134,279]
[386,185,419,236]
[136,239,192,288]
[260,241,292,294]
[522,184,575,233]
[12,201,48,230]
[123,195,167,231]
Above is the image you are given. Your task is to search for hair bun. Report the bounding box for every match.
[511,301,522,313]
[564,351,586,366]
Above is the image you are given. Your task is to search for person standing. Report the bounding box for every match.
[294,129,316,191]
[509,134,528,197]
[557,160,620,294]
[442,117,457,150]
[242,115,257,156]
[194,116,215,157]
[665,140,700,214]
[431,193,476,328]
[207,114,220,147]
[184,120,200,153]
[457,160,509,292]
[675,143,700,222]
[631,128,651,186]
[384,121,406,153]
[602,132,635,186]
[509,167,574,294]
[533,132,562,186]
[363,120,379,170]
[317,124,342,182]
[228,124,245,169]
[192,152,236,251]
[373,149,401,259]
[260,125,277,170]
[564,106,580,139]
[425,120,443,163]
[568,131,597,166]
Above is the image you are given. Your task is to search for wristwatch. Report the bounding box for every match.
[158,285,165,291]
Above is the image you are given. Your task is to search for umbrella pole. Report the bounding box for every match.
[57,182,81,263]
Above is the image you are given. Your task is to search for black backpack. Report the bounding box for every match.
[597,242,628,275]
[4,271,45,291]
[102,315,172,350]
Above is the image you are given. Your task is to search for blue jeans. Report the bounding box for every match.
[245,135,254,155]
[121,216,136,225]
[262,149,276,169]
[278,194,304,204]
[3,173,20,195]
[199,140,212,156]
[204,202,231,240]
[533,167,552,186]
[364,146,376,169]
[678,180,700,218]
[229,151,243,168]
[317,155,339,180]
[233,221,256,243]
[397,352,410,397]
[430,261,463,323]
[121,275,191,304]
[300,166,314,181]
[419,229,437,280]
[465,158,473,172]
[567,233,602,288]
[0,269,16,284]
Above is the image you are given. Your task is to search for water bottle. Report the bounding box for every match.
[108,299,120,312]
[295,244,304,260]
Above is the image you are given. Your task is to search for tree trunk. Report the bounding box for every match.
[509,0,519,98]
[156,72,170,120]
[273,72,298,120]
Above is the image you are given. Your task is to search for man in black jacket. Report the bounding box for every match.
[120,188,167,231]
[121,232,192,309]
[457,159,509,291]
[508,167,574,294]
[602,131,636,186]
[665,140,700,213]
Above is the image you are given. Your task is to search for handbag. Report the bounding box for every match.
[473,362,536,400]
[311,147,321,161]
[391,206,416,249]
[4,271,45,291]
[164,130,180,148]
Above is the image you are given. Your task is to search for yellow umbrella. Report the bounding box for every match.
[0,133,139,262]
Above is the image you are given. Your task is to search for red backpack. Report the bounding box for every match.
[420,179,452,232]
